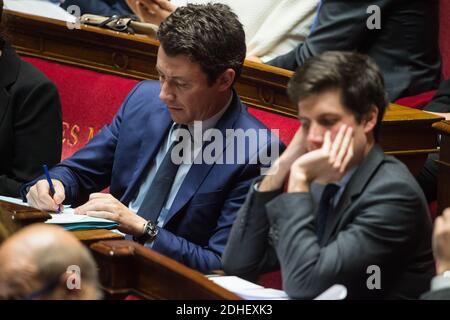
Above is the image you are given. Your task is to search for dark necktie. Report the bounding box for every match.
[137,124,189,223]
[316,183,340,243]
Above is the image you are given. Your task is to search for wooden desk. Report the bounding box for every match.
[4,10,443,174]
[382,104,443,175]
[432,121,450,215]
[0,200,50,227]
[0,201,123,243]
[90,240,240,300]
[71,228,123,245]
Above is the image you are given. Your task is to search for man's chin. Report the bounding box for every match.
[169,113,188,124]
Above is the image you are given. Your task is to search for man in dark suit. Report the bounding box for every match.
[421,208,450,300]
[0,0,62,197]
[223,51,434,299]
[265,0,441,101]
[24,4,281,272]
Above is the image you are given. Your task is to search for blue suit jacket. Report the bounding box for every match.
[27,81,281,272]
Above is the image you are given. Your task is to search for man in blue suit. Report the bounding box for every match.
[23,4,281,272]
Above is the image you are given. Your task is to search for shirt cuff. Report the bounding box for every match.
[431,271,450,291]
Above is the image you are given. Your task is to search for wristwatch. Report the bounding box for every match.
[133,220,158,245]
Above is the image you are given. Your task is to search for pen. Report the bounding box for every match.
[42,164,61,213]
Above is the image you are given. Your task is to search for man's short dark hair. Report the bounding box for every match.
[157,3,246,86]
[287,51,388,141]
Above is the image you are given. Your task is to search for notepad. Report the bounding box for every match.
[46,207,118,231]
[207,276,289,300]
[0,195,118,231]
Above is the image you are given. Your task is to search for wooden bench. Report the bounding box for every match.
[90,240,240,300]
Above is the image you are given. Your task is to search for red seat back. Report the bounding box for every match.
[21,57,138,159]
[248,108,299,145]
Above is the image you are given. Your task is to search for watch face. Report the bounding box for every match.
[145,221,158,240]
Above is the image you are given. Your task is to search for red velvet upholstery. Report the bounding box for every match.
[248,108,299,145]
[395,90,437,109]
[21,57,139,159]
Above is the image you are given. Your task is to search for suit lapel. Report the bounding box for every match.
[163,92,243,225]
[121,107,172,203]
[322,145,385,242]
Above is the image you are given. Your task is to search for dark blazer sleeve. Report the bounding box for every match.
[424,79,450,113]
[222,180,282,280]
[265,178,429,299]
[0,66,62,197]
[267,0,391,70]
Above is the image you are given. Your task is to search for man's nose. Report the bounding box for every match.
[307,123,325,149]
[159,81,175,102]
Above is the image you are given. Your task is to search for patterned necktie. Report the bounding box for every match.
[316,183,339,243]
[137,124,189,223]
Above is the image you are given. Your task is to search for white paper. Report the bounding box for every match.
[314,284,347,300]
[0,195,114,225]
[4,0,77,23]
[206,275,348,300]
[236,288,289,300]
[46,207,115,225]
[0,195,28,206]
[207,276,289,300]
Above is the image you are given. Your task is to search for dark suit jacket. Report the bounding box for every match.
[60,0,133,16]
[424,78,450,113]
[23,80,281,272]
[223,145,434,299]
[0,41,62,197]
[268,0,441,101]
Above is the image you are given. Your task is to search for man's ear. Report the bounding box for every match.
[215,68,235,91]
[363,105,379,134]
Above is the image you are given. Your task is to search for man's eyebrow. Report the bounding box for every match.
[155,66,187,81]
[316,113,341,119]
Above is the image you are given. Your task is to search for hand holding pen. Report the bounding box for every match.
[25,165,65,213]
[42,165,64,213]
